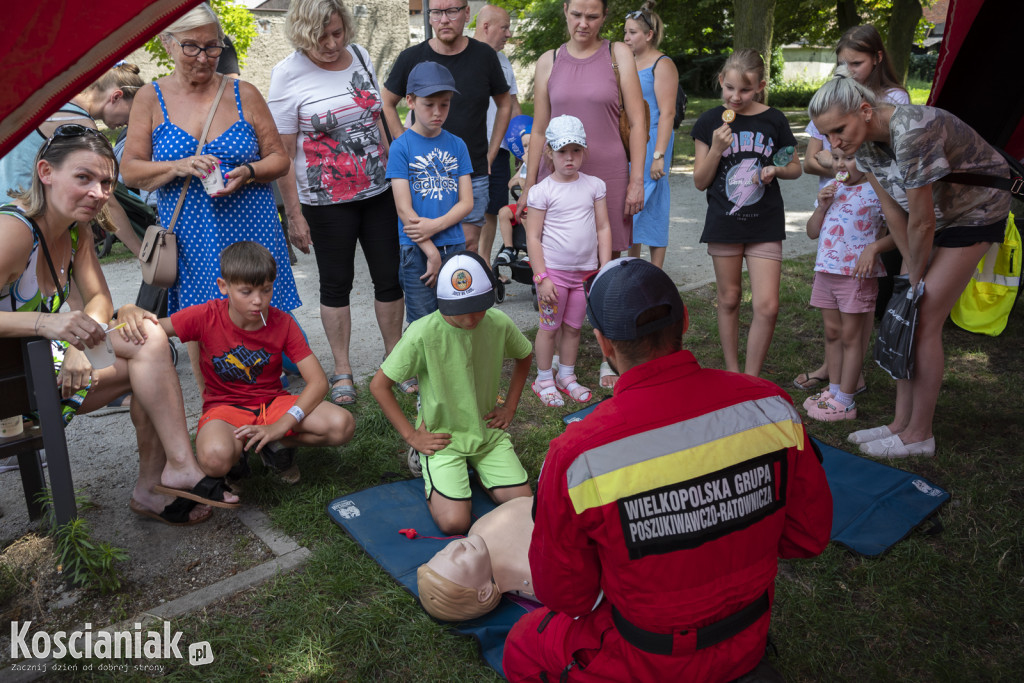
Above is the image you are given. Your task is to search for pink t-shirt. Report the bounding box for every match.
[527,172,607,271]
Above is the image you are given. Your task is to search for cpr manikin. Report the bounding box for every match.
[417,496,534,621]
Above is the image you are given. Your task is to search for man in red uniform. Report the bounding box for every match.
[503,258,832,682]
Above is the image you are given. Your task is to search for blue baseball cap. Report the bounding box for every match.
[407,61,460,97]
[504,115,533,160]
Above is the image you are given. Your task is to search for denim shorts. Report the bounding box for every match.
[464,174,490,227]
[400,242,466,323]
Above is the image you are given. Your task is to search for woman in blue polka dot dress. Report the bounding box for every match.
[122,5,300,317]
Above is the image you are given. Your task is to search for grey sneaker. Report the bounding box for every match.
[407,446,422,478]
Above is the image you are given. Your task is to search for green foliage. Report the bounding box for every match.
[34,489,128,594]
[908,52,938,82]
[507,0,731,66]
[54,517,129,594]
[769,77,826,108]
[141,0,257,77]
[775,0,935,48]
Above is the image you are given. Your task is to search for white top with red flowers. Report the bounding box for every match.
[268,44,389,205]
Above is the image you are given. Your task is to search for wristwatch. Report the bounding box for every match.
[532,271,548,284]
[652,151,664,161]
[242,162,256,185]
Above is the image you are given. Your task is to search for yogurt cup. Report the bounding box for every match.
[0,415,23,438]
[201,159,225,196]
[83,323,116,370]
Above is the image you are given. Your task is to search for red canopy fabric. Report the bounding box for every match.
[929,0,1024,157]
[0,1,203,157]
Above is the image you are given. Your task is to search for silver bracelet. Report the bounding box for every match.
[286,405,305,423]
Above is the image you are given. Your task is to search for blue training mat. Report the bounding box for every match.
[564,405,949,557]
[326,479,533,677]
[814,437,949,557]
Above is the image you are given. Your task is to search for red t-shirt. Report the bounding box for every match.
[171,300,312,413]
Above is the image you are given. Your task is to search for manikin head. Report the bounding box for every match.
[417,534,501,621]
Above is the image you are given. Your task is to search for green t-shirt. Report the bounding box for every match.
[381,309,532,458]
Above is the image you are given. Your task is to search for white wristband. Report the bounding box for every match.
[286,405,305,423]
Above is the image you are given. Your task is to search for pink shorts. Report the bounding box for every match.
[706,241,783,261]
[810,271,878,314]
[538,268,591,331]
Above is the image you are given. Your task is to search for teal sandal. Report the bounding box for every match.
[329,373,357,405]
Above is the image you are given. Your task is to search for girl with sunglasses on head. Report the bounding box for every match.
[0,127,238,524]
[623,1,676,270]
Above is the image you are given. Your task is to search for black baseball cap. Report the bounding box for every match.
[585,257,687,340]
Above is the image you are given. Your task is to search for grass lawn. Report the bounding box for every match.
[100,253,1023,682]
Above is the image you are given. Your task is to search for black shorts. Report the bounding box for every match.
[487,149,512,215]
[933,218,1006,248]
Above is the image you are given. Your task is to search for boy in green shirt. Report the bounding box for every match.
[370,251,533,534]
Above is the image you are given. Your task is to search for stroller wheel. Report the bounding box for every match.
[495,278,505,304]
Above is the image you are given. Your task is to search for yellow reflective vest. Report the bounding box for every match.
[951,213,1020,336]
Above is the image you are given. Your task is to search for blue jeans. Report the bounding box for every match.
[400,242,466,323]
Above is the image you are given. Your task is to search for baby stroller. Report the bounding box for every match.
[490,188,536,305]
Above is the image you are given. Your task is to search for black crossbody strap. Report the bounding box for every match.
[1,204,67,312]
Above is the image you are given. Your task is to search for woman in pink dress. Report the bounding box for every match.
[519,0,646,388]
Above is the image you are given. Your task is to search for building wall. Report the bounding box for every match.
[124,1,409,99]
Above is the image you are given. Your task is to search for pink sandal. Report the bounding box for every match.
[555,374,592,403]
[532,377,564,408]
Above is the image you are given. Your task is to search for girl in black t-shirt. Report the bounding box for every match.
[691,49,801,377]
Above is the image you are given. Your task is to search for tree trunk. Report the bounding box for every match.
[835,0,859,32]
[733,0,777,82]
[886,0,923,85]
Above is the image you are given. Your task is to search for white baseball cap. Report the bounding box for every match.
[545,115,587,150]
[436,251,495,315]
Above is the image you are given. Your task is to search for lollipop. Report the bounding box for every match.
[722,109,736,123]
[835,170,850,182]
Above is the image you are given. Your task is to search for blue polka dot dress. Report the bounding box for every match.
[152,78,301,314]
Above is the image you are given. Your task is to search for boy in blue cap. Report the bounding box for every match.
[386,61,474,323]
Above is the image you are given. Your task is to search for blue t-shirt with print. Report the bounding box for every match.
[385,128,473,247]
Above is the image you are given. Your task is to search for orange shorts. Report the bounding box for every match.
[198,395,299,436]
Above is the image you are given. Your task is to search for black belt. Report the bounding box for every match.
[611,590,770,656]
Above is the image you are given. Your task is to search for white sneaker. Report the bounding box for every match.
[860,434,936,458]
[847,425,894,445]
[407,446,422,478]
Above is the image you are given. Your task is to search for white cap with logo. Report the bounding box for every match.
[436,250,496,315]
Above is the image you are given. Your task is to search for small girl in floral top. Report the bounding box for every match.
[804,147,890,422]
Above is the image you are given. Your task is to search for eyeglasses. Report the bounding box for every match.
[39,124,108,159]
[626,9,654,31]
[169,35,225,58]
[427,5,467,21]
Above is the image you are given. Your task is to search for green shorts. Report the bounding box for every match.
[421,431,528,501]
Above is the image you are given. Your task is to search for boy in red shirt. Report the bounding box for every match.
[157,241,354,494]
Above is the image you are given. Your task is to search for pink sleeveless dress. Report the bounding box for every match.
[545,40,632,251]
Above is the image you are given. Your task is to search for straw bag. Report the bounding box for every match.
[610,43,649,162]
[139,76,228,288]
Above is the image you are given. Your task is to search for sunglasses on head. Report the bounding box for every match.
[39,124,108,159]
[626,9,653,31]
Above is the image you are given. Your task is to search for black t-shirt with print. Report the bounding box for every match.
[691,105,797,243]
